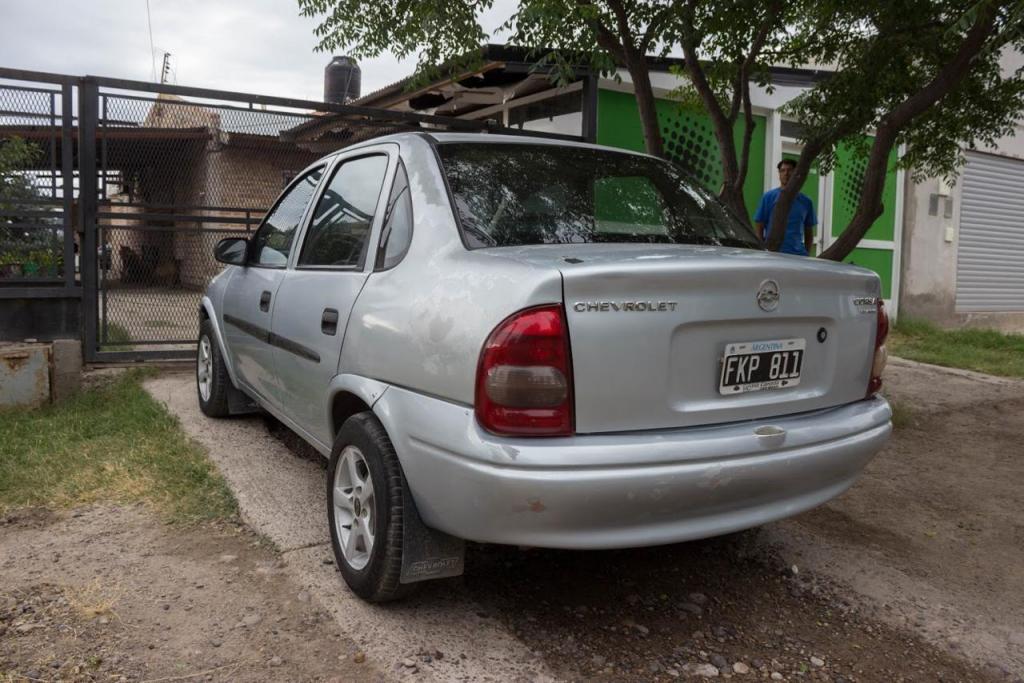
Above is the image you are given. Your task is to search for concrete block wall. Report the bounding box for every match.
[0,339,81,408]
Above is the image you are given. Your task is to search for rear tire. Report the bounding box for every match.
[197,318,230,418]
[327,412,414,602]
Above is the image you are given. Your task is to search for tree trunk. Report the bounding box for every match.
[678,45,746,222]
[625,53,664,158]
[587,0,664,158]
[766,140,824,251]
[719,184,749,226]
[819,127,895,261]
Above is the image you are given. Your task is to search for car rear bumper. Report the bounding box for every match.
[373,386,891,549]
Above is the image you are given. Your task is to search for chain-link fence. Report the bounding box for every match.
[0,81,72,284]
[85,80,507,358]
[0,68,579,360]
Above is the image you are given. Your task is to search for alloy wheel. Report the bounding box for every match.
[332,445,376,570]
[197,335,213,402]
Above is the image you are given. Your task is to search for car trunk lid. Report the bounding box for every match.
[489,244,881,434]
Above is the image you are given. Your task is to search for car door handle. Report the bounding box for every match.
[259,290,271,312]
[321,308,339,336]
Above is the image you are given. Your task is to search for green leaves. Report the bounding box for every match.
[786,0,1024,182]
[297,0,684,97]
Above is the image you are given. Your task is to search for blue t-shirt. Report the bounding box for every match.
[754,188,817,256]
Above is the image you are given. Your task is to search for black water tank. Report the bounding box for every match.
[324,56,361,104]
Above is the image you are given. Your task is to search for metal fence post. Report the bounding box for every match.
[60,83,75,289]
[78,77,99,361]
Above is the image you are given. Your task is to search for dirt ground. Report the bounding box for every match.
[769,358,1024,679]
[3,359,1023,682]
[0,505,381,682]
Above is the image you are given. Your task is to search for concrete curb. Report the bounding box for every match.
[889,355,1024,386]
[144,373,555,682]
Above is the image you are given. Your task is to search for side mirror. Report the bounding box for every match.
[214,238,248,266]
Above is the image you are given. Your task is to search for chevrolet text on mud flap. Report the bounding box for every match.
[197,133,892,602]
[573,301,679,312]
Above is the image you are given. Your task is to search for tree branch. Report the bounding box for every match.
[605,0,637,49]
[641,4,676,51]
[728,4,778,124]
[820,2,999,260]
[735,75,755,196]
[574,0,627,62]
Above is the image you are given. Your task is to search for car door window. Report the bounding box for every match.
[251,167,324,267]
[299,155,389,268]
[376,161,413,270]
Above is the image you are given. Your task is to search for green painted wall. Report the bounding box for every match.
[844,247,893,299]
[595,89,897,299]
[829,138,898,297]
[596,89,766,217]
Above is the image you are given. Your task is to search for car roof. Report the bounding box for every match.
[331,131,654,160]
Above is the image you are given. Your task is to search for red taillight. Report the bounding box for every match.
[475,304,574,436]
[867,299,889,397]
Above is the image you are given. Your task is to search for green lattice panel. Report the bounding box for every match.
[596,89,766,216]
[830,140,898,241]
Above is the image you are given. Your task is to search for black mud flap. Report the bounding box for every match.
[400,486,465,584]
[227,382,260,415]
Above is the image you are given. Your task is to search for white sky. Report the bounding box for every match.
[0,0,517,101]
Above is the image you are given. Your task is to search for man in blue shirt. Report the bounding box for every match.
[754,159,817,256]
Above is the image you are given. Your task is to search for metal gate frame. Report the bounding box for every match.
[1,67,582,363]
[0,68,78,310]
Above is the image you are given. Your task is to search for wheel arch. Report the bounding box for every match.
[199,296,240,387]
[327,374,391,439]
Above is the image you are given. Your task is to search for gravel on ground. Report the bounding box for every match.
[135,360,1024,681]
[0,504,381,682]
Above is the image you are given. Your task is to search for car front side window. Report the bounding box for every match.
[250,167,324,267]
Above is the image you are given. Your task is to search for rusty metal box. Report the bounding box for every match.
[0,343,52,408]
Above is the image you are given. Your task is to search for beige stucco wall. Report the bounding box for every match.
[898,50,1024,332]
[173,142,320,289]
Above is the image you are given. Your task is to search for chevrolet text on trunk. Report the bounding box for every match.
[197,134,891,601]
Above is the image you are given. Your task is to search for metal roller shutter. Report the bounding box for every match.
[955,151,1024,312]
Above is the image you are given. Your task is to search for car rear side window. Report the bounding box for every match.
[299,154,389,268]
[375,161,413,270]
[251,167,323,266]
[436,142,762,250]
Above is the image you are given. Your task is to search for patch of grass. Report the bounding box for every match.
[64,578,123,621]
[888,398,914,430]
[0,370,236,523]
[889,318,1024,378]
[102,321,131,343]
[99,321,133,352]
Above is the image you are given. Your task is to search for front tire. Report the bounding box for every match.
[327,412,413,602]
[197,318,230,418]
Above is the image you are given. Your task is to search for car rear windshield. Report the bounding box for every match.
[436,142,762,250]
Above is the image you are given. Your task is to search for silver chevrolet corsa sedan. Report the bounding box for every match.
[197,133,892,601]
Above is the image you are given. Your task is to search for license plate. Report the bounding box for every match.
[719,338,806,395]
